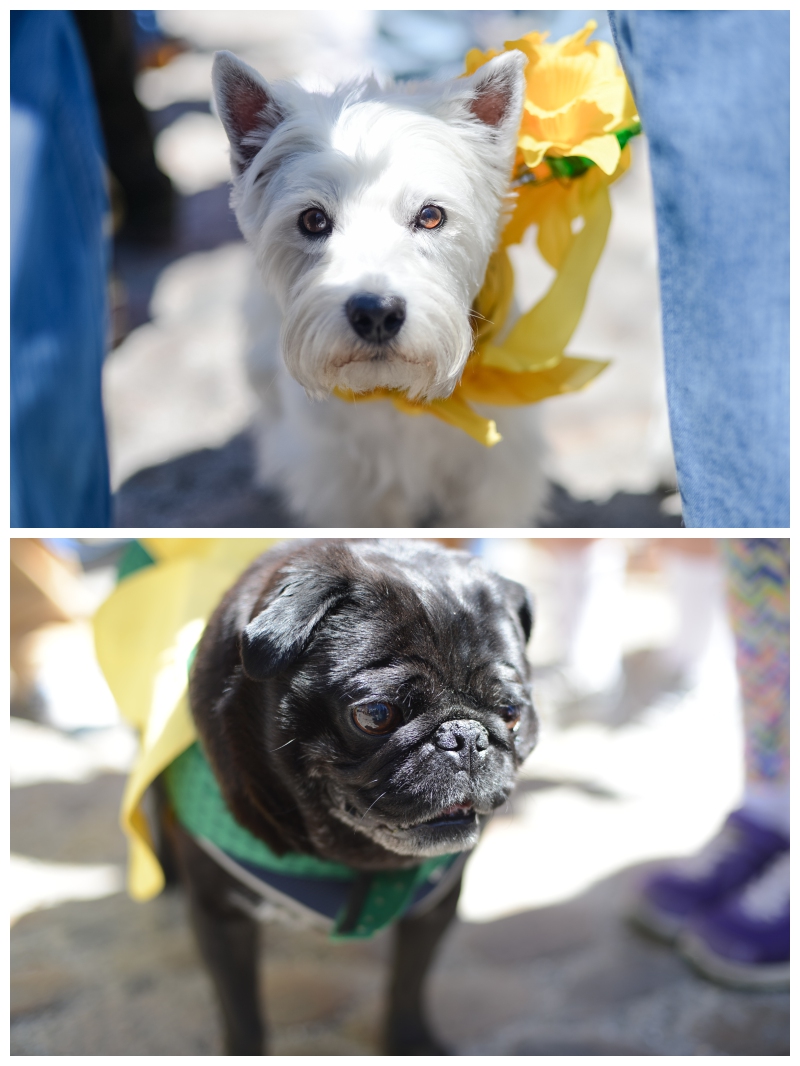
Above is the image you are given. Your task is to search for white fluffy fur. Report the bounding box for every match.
[213,50,548,526]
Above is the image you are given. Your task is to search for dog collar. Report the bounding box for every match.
[334,20,641,447]
[164,740,461,939]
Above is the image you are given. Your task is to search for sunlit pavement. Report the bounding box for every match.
[10,548,788,1054]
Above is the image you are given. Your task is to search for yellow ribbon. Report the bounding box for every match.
[94,538,280,900]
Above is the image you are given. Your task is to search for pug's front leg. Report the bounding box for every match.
[385,875,462,1055]
[171,822,267,1055]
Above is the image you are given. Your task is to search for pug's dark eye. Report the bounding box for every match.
[299,207,332,236]
[415,204,445,230]
[500,706,521,732]
[352,701,401,736]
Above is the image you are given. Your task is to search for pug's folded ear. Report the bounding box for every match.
[499,577,534,644]
[240,565,350,680]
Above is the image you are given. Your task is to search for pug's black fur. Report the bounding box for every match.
[169,539,537,1055]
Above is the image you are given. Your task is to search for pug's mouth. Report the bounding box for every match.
[344,800,476,832]
[406,802,476,830]
[337,796,482,857]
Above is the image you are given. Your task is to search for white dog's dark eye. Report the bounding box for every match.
[352,701,401,735]
[500,706,521,732]
[299,208,332,236]
[415,205,445,230]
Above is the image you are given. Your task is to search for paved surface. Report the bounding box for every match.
[10,735,788,1056]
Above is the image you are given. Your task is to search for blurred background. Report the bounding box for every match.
[10,537,788,1054]
[68,9,678,527]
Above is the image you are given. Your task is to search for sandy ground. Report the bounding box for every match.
[10,540,788,1054]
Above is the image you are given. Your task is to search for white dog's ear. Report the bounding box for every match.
[212,50,286,173]
[439,50,527,137]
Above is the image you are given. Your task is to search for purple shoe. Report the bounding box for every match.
[629,809,789,942]
[679,851,789,990]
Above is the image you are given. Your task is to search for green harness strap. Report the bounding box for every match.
[164,741,457,939]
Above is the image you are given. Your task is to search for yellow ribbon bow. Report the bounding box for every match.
[336,20,639,446]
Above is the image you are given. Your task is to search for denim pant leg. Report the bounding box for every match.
[608,11,789,528]
[11,11,111,527]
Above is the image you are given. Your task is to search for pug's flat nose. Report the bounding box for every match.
[345,293,406,343]
[435,720,490,759]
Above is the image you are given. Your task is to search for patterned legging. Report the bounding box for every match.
[720,539,789,784]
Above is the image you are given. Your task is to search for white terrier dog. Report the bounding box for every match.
[213,49,548,526]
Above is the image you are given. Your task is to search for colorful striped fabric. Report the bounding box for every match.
[721,540,789,783]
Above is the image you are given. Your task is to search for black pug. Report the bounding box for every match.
[168,539,537,1055]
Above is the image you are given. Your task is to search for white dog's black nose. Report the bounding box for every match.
[345,293,406,344]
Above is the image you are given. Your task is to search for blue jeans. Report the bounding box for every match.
[608,11,789,527]
[11,11,111,527]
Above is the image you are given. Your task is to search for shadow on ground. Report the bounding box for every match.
[115,182,242,336]
[114,431,683,528]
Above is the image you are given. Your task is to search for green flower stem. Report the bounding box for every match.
[514,122,643,186]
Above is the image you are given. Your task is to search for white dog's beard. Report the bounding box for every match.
[279,277,473,401]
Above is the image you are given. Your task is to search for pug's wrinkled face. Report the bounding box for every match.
[190,540,537,870]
